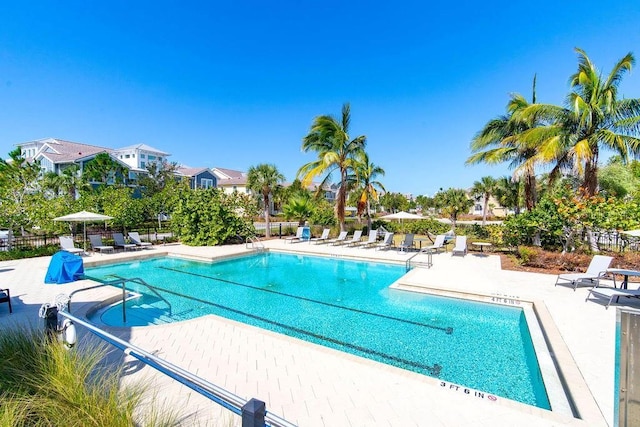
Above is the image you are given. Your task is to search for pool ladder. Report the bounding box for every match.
[246,236,265,251]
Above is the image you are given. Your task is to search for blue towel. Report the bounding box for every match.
[45,251,84,284]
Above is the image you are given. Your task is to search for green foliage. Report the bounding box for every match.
[0,245,59,261]
[599,162,640,199]
[433,188,473,226]
[171,188,256,245]
[379,192,409,213]
[517,246,537,265]
[282,194,315,224]
[83,152,127,186]
[0,326,178,426]
[90,187,145,231]
[310,199,338,226]
[502,197,566,249]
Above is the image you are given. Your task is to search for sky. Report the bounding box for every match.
[1,1,640,197]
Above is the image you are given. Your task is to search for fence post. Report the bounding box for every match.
[241,398,266,427]
[279,224,282,239]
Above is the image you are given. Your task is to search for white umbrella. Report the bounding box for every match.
[623,230,640,237]
[379,211,423,221]
[54,210,113,251]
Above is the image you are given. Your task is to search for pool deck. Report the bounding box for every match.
[0,240,632,426]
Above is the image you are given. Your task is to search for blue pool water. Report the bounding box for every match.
[86,253,550,409]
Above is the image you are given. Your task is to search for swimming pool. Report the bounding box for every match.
[86,252,550,409]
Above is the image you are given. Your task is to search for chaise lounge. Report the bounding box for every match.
[555,255,613,291]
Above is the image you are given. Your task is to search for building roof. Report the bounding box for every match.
[115,143,170,156]
[34,139,111,164]
[213,167,245,179]
[176,166,214,177]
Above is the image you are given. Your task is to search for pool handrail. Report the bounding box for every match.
[47,308,296,427]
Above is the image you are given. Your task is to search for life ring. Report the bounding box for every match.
[60,319,77,348]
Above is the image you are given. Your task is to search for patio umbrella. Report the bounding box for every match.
[54,210,113,251]
[622,230,640,237]
[379,211,423,223]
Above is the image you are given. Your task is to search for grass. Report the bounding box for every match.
[0,325,179,426]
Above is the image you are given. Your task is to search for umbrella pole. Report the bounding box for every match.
[83,221,87,252]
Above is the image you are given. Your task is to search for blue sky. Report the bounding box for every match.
[1,1,640,196]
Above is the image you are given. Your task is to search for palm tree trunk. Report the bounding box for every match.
[482,195,488,226]
[337,170,347,232]
[584,159,599,197]
[264,192,271,238]
[524,173,536,211]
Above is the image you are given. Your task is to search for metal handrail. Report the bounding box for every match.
[405,250,433,271]
[246,236,265,251]
[108,275,173,316]
[55,310,296,427]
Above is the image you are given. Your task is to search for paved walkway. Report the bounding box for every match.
[0,240,632,426]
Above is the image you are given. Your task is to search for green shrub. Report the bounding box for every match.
[0,245,59,261]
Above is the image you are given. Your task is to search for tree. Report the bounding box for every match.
[282,194,315,225]
[246,163,285,238]
[138,160,180,196]
[0,148,43,234]
[42,165,88,201]
[471,176,497,226]
[493,176,521,215]
[530,48,640,196]
[467,76,543,211]
[83,153,128,186]
[433,188,473,229]
[379,192,409,213]
[298,103,366,232]
[351,151,385,231]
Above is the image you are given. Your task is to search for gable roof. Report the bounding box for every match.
[34,139,111,164]
[115,143,170,156]
[176,166,214,177]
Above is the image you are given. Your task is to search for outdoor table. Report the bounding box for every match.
[471,242,492,253]
[606,269,640,289]
[414,237,432,249]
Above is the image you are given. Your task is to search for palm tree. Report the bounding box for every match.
[471,176,497,225]
[467,76,542,211]
[493,176,521,215]
[247,163,285,238]
[529,48,640,196]
[298,103,366,232]
[433,188,473,229]
[351,151,385,231]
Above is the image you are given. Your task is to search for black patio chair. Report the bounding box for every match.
[0,288,12,313]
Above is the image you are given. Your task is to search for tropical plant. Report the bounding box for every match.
[0,148,43,234]
[530,48,640,196]
[433,188,473,228]
[282,194,315,225]
[467,76,543,211]
[83,153,128,186]
[493,176,522,215]
[379,192,409,213]
[471,176,497,225]
[247,163,285,238]
[351,151,385,231]
[298,103,366,231]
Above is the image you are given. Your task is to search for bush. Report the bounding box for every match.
[0,245,59,261]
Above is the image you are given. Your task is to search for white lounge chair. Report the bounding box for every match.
[284,227,304,244]
[309,228,331,244]
[586,286,640,309]
[375,232,394,251]
[451,236,467,256]
[345,230,363,247]
[555,255,613,291]
[421,234,445,254]
[328,231,348,246]
[398,233,415,252]
[128,231,153,248]
[113,233,138,251]
[88,234,115,254]
[59,236,84,255]
[354,229,377,248]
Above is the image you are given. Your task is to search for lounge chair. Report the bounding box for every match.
[421,234,445,254]
[59,236,84,255]
[554,255,613,291]
[128,231,153,248]
[328,231,348,246]
[309,228,331,244]
[586,285,640,309]
[398,233,415,252]
[375,231,394,251]
[88,234,115,254]
[0,288,12,313]
[354,229,378,248]
[113,233,138,251]
[344,230,363,247]
[284,227,304,244]
[451,236,467,256]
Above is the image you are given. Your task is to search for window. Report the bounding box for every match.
[125,154,130,158]
[140,154,145,159]
[148,155,156,161]
[141,161,146,168]
[201,178,213,188]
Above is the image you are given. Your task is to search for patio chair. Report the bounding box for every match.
[421,234,445,254]
[284,227,304,244]
[586,285,640,309]
[0,288,12,313]
[128,231,153,248]
[398,233,415,252]
[88,234,115,254]
[309,228,331,244]
[375,231,394,251]
[59,236,84,255]
[451,236,467,256]
[354,229,378,248]
[113,233,138,251]
[345,230,364,247]
[555,255,613,291]
[328,231,348,246]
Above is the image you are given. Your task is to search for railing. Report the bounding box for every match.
[40,304,296,427]
[405,250,432,271]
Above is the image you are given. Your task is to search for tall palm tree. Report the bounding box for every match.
[247,163,285,238]
[467,76,542,211]
[298,103,366,231]
[471,176,497,226]
[351,151,385,231]
[529,48,640,196]
[493,176,521,215]
[433,188,473,229]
